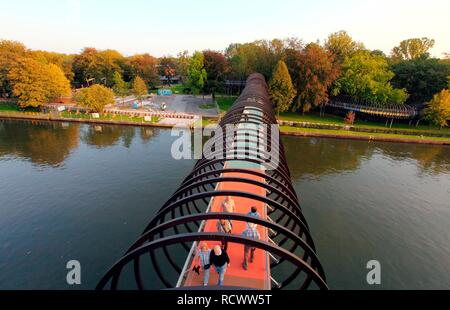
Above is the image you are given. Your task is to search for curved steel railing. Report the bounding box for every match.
[97,73,327,290]
[327,95,418,119]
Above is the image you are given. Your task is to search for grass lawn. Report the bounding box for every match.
[170,84,186,94]
[279,111,450,135]
[59,111,160,123]
[201,118,218,127]
[199,103,216,110]
[0,102,20,112]
[280,126,450,142]
[0,101,41,113]
[216,95,237,113]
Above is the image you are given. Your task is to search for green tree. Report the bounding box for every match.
[187,51,207,94]
[177,50,190,83]
[269,60,296,116]
[324,31,364,64]
[8,58,71,108]
[391,54,450,103]
[132,76,147,102]
[75,84,114,113]
[391,38,435,62]
[291,43,340,113]
[112,71,128,104]
[333,50,408,104]
[424,89,450,128]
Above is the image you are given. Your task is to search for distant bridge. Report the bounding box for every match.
[326,95,418,120]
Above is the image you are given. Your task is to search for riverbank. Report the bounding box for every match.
[1,110,450,145]
[280,126,450,145]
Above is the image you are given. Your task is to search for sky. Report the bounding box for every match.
[0,0,449,57]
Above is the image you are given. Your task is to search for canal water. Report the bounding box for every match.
[0,119,449,289]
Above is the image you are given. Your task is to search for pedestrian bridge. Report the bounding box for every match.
[96,74,328,290]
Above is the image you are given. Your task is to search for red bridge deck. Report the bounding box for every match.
[181,170,270,289]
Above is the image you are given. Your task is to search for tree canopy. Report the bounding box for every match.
[132,76,148,102]
[203,50,229,95]
[159,56,177,85]
[8,58,71,108]
[1,35,450,117]
[424,89,450,127]
[177,51,190,83]
[72,48,125,88]
[0,40,29,97]
[113,71,128,103]
[391,54,450,103]
[324,31,364,65]
[269,60,296,115]
[75,84,114,112]
[187,52,207,94]
[333,50,408,104]
[391,38,435,62]
[30,50,75,82]
[290,43,340,113]
[128,54,159,88]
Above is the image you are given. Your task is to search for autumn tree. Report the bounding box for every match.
[113,71,128,104]
[226,40,284,81]
[128,53,159,87]
[0,40,29,97]
[391,38,435,62]
[269,60,296,116]
[424,89,450,128]
[132,76,148,102]
[203,50,229,96]
[72,48,125,88]
[324,31,364,65]
[159,57,177,86]
[291,43,340,113]
[75,84,114,113]
[30,50,75,82]
[8,58,71,108]
[333,50,408,104]
[391,54,450,103]
[187,52,207,94]
[344,111,356,125]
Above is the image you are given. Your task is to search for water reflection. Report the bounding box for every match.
[0,120,161,167]
[376,143,450,175]
[1,120,449,175]
[0,120,79,167]
[282,136,450,178]
[283,136,374,179]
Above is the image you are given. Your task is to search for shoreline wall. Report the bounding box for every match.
[1,112,449,146]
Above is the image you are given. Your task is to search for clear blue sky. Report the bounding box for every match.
[1,0,449,57]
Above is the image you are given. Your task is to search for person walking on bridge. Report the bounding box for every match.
[248,206,261,219]
[196,242,211,286]
[217,218,232,251]
[221,196,236,217]
[209,245,230,286]
[242,223,260,270]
